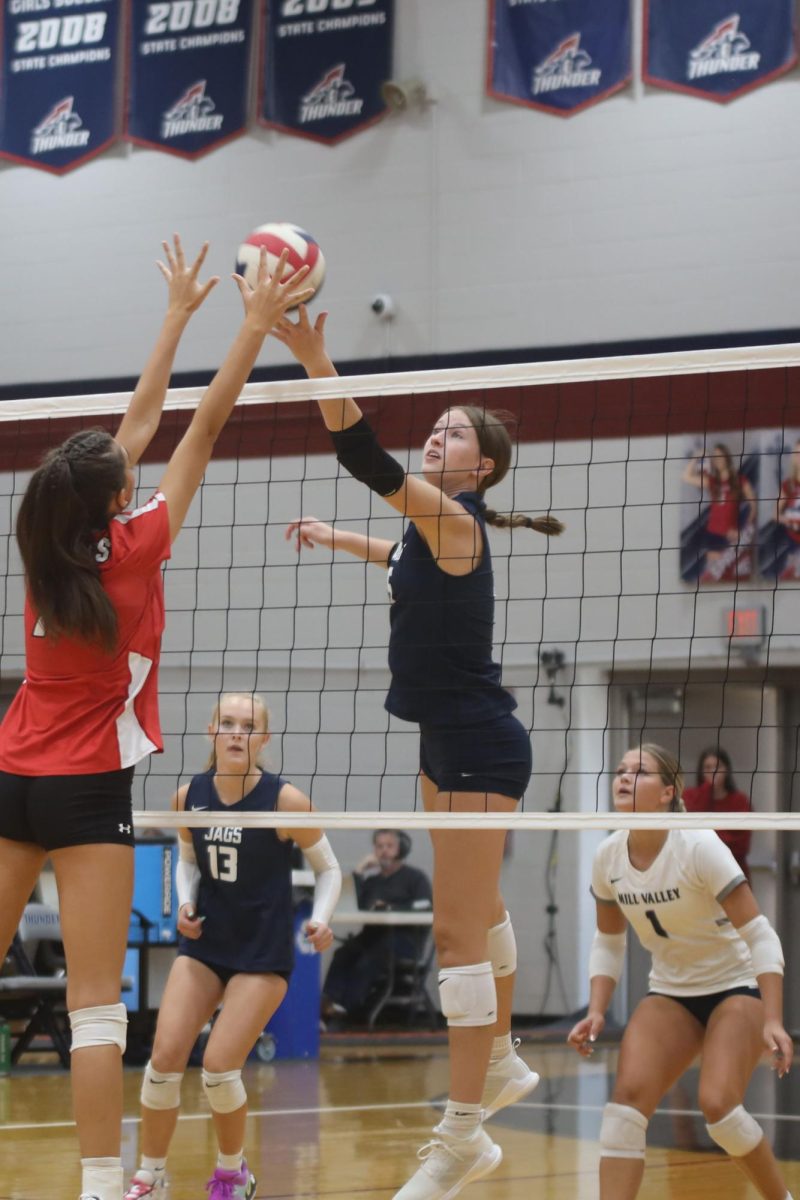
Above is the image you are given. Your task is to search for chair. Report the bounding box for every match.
[366,929,439,1031]
[0,903,70,1068]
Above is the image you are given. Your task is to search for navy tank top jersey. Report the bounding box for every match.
[179,769,295,975]
[385,491,516,726]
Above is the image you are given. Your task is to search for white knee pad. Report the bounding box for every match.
[69,1003,127,1054]
[141,1060,183,1110]
[487,912,517,978]
[599,1103,648,1159]
[706,1106,763,1157]
[438,962,496,1028]
[202,1068,247,1114]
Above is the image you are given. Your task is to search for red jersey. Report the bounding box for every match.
[705,475,741,538]
[781,478,800,543]
[683,782,752,880]
[0,493,171,776]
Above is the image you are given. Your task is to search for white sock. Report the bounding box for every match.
[137,1157,167,1181]
[438,1100,482,1139]
[217,1150,244,1172]
[490,1034,512,1062]
[80,1157,123,1200]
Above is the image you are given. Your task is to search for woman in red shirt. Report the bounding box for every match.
[683,747,752,882]
[0,240,312,1200]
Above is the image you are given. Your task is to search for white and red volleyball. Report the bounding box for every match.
[235,223,325,301]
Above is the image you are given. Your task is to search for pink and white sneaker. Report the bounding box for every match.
[123,1173,168,1199]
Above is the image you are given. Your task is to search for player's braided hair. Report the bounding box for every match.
[458,405,565,536]
[16,428,125,652]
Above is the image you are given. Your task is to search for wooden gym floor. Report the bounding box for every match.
[0,1038,797,1199]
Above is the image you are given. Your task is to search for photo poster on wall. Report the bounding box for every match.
[259,0,394,143]
[486,0,632,116]
[126,0,255,158]
[644,0,798,103]
[757,431,800,582]
[679,431,759,585]
[0,0,120,174]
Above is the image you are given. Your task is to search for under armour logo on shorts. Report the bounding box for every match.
[119,823,132,835]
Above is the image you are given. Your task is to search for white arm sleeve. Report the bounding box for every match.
[737,915,785,977]
[303,835,342,928]
[176,837,200,914]
[588,930,627,982]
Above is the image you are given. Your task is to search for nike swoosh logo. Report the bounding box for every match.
[610,876,623,883]
[192,806,209,811]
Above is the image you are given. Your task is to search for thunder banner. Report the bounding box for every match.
[0,0,119,174]
[644,0,797,102]
[487,0,632,116]
[127,0,254,158]
[260,0,394,144]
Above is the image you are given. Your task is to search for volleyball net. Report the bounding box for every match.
[2,344,800,832]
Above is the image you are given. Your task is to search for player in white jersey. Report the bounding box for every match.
[568,744,794,1200]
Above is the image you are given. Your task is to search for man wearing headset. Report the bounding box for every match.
[321,830,432,1023]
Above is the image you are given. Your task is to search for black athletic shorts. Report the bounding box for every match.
[419,713,532,801]
[648,985,761,1027]
[0,767,136,851]
[178,953,291,987]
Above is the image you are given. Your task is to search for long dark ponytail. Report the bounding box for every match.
[16,429,126,652]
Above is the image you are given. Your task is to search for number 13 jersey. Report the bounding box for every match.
[591,829,756,996]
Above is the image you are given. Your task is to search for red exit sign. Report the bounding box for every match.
[725,607,765,642]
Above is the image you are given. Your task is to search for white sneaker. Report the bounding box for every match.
[481,1039,540,1119]
[392,1124,502,1200]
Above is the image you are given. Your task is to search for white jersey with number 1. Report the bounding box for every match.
[591,829,756,997]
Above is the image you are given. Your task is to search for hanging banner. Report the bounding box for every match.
[0,0,119,174]
[260,0,394,144]
[487,0,632,116]
[127,0,254,158]
[644,1,797,103]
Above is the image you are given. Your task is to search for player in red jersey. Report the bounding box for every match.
[776,438,800,579]
[0,238,312,1200]
[682,442,756,582]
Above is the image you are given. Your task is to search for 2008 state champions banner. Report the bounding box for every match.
[0,0,119,174]
[127,0,254,158]
[644,0,797,103]
[487,0,632,116]
[260,0,394,144]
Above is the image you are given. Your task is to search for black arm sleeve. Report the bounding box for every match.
[329,417,406,498]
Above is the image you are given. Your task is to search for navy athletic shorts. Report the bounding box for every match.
[178,952,291,986]
[648,985,760,1027]
[419,712,532,801]
[0,767,135,850]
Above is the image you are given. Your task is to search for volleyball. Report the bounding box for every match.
[235,223,325,302]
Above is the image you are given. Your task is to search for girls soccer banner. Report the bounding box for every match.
[127,0,254,158]
[487,0,632,116]
[0,0,119,174]
[644,1,797,103]
[260,0,394,144]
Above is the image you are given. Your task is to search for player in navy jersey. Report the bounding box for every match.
[0,240,314,1200]
[124,693,340,1200]
[568,744,793,1200]
[277,307,562,1200]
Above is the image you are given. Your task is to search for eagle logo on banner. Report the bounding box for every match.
[487,0,631,116]
[260,0,394,144]
[0,0,119,174]
[644,1,797,102]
